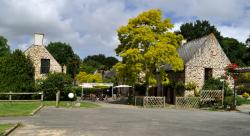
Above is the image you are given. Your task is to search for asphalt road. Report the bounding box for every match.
[1,106,250,136]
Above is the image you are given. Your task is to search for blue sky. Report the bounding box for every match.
[0,0,249,58]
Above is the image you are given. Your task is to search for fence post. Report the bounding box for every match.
[56,91,60,108]
[163,97,165,108]
[143,97,145,108]
[135,97,137,106]
[41,91,44,101]
[9,91,12,101]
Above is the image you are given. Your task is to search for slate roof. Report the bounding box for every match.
[164,34,213,71]
[178,34,211,64]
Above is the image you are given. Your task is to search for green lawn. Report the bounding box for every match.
[0,101,99,117]
[241,99,250,104]
[42,101,100,108]
[0,124,14,135]
[0,102,41,116]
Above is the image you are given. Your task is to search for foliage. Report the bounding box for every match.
[114,49,143,85]
[221,37,250,66]
[76,72,102,83]
[0,35,10,57]
[46,42,74,65]
[224,63,239,80]
[238,72,250,83]
[46,42,80,79]
[0,50,35,92]
[179,20,223,43]
[185,82,199,96]
[202,77,233,98]
[37,73,73,100]
[80,54,119,73]
[115,9,184,92]
[242,92,250,99]
[179,20,250,66]
[185,82,197,90]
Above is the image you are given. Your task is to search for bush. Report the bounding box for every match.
[225,95,245,107]
[37,73,73,100]
[0,50,35,93]
[202,78,233,96]
[242,92,250,99]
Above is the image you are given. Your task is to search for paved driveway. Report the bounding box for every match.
[0,105,250,136]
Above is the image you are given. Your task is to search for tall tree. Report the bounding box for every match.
[115,9,184,95]
[80,54,119,73]
[0,35,10,57]
[179,20,223,43]
[0,50,35,92]
[221,37,249,66]
[46,42,80,81]
[179,20,250,66]
[246,35,250,47]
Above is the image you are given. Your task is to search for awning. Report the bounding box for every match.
[114,85,132,88]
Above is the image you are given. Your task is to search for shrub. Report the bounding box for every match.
[242,92,250,99]
[37,73,73,100]
[225,95,244,107]
[0,50,35,93]
[202,77,232,96]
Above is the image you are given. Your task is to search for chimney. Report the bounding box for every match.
[34,33,44,45]
[181,39,187,46]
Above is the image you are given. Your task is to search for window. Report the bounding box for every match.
[204,68,212,80]
[41,59,50,74]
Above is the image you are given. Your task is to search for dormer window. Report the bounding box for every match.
[41,59,50,74]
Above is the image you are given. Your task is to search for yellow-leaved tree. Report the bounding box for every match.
[114,9,184,96]
[76,72,102,83]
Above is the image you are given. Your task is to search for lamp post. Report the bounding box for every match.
[68,93,75,107]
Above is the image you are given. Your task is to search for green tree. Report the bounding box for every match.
[0,50,35,92]
[179,20,223,43]
[46,42,74,65]
[46,42,80,81]
[114,49,143,85]
[80,54,119,74]
[0,35,10,57]
[221,37,248,66]
[115,9,184,95]
[76,72,102,83]
[179,20,250,66]
[37,73,73,100]
[246,35,250,47]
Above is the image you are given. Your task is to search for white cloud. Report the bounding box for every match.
[0,0,249,59]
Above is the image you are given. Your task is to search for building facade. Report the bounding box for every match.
[165,33,233,103]
[25,33,65,80]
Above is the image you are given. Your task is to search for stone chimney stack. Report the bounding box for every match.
[34,33,44,45]
[181,39,187,46]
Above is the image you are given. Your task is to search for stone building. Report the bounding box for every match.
[165,33,232,103]
[25,33,66,80]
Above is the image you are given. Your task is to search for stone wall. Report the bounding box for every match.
[185,34,233,90]
[25,45,62,80]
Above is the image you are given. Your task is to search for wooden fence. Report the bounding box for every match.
[134,96,165,108]
[176,97,200,108]
[0,92,44,102]
[176,90,223,108]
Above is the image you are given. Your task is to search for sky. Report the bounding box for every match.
[0,0,249,59]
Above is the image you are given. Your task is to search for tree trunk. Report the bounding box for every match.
[156,72,161,96]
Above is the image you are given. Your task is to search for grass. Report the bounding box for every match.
[42,101,100,108]
[0,101,100,117]
[0,102,41,116]
[241,98,250,105]
[0,124,14,135]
